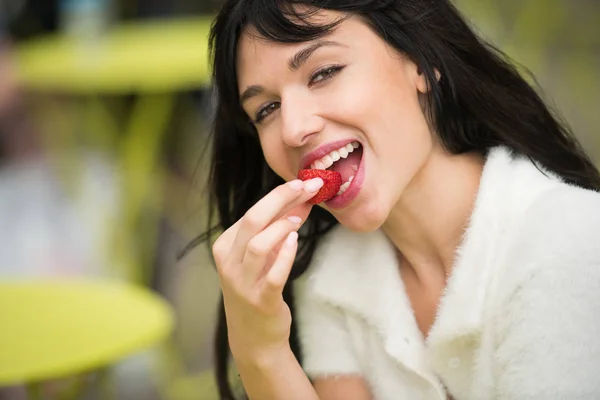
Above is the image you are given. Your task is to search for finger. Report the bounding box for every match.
[212,185,305,265]
[242,215,302,282]
[230,178,323,261]
[261,231,298,302]
[282,202,313,224]
[213,191,312,273]
[269,202,313,255]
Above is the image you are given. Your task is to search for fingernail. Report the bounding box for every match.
[304,178,324,193]
[287,216,302,224]
[285,231,298,247]
[288,179,304,191]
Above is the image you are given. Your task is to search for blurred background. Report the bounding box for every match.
[0,0,597,399]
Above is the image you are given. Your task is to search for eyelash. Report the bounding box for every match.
[253,64,346,124]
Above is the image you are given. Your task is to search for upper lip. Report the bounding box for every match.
[299,139,360,172]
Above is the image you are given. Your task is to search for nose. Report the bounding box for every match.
[280,93,324,148]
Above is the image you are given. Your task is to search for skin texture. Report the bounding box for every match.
[214,10,483,400]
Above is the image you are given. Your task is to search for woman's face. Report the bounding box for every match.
[237,11,437,232]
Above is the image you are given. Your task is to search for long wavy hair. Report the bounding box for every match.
[180,1,600,398]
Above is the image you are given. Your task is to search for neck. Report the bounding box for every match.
[382,146,484,286]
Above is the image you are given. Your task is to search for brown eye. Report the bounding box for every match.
[309,65,345,87]
[255,102,281,124]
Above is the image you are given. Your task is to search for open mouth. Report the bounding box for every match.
[307,141,363,196]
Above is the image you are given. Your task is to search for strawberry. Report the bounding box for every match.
[297,169,342,204]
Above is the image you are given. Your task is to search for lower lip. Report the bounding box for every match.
[325,151,365,209]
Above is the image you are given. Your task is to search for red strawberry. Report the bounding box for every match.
[297,169,342,204]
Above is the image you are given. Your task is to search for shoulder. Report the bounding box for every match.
[493,182,600,318]
[479,146,600,271]
[490,185,600,397]
[465,148,600,308]
[513,183,600,264]
[529,182,600,226]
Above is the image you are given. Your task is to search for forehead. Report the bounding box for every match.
[236,12,366,85]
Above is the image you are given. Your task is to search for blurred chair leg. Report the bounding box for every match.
[98,367,115,400]
[61,374,89,400]
[113,93,175,285]
[26,376,90,400]
[26,382,41,400]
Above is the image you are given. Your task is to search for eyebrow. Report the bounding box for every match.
[239,40,344,105]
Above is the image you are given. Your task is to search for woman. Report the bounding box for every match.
[188,0,600,399]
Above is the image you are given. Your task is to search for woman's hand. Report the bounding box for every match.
[212,178,324,365]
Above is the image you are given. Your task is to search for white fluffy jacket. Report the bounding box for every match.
[293,146,600,400]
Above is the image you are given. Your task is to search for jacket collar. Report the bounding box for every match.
[302,223,434,377]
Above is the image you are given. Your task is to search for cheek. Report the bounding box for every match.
[323,74,378,121]
[260,136,294,180]
[323,65,423,133]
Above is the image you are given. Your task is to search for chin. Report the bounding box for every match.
[328,201,388,233]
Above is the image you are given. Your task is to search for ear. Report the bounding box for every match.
[415,66,441,94]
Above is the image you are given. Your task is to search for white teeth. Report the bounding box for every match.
[338,182,350,194]
[309,141,360,172]
[336,175,355,196]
